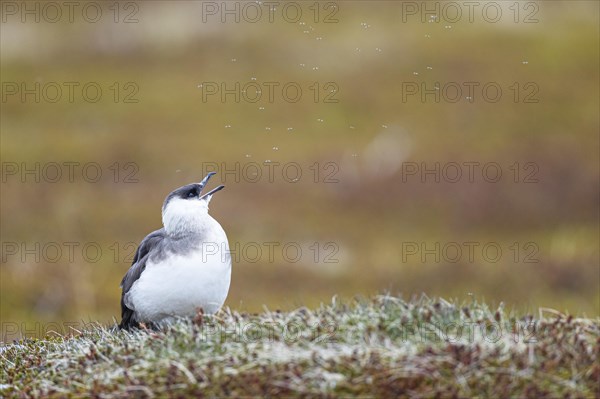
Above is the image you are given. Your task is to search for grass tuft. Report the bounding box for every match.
[1,295,598,398]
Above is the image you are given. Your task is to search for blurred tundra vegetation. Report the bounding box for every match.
[0,1,598,337]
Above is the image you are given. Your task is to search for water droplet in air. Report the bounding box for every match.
[225,125,231,128]
[265,127,271,131]
[522,61,529,64]
[245,154,251,158]
[272,147,279,151]
[382,124,388,128]
[427,66,433,70]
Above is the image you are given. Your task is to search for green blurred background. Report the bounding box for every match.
[1,1,598,338]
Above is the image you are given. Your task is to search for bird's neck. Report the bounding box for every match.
[165,215,222,241]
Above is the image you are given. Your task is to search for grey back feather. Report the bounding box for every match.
[119,228,166,329]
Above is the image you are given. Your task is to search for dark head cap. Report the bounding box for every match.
[162,172,224,213]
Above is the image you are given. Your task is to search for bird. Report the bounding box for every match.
[119,172,231,330]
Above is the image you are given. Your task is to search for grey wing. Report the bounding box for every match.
[119,228,166,329]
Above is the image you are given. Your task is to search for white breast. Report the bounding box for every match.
[126,243,231,323]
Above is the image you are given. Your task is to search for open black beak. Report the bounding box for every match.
[200,184,225,200]
[198,172,216,193]
[198,172,224,200]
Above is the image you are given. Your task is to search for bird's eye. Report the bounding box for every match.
[187,190,197,198]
